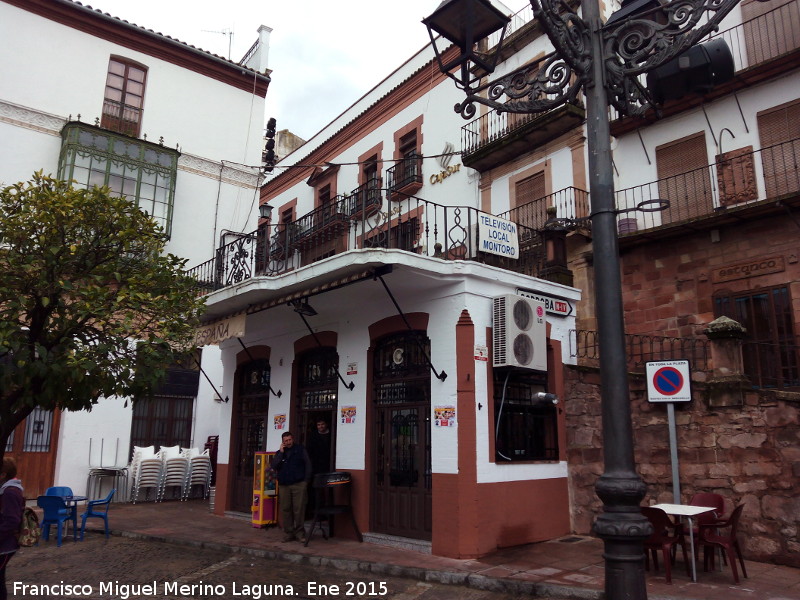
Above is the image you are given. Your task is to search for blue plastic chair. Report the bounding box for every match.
[80,489,116,540]
[37,495,78,546]
[46,486,78,523]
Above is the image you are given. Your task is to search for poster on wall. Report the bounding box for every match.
[340,406,357,424]
[273,414,286,430]
[434,406,456,427]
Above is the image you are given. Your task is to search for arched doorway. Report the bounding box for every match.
[296,347,338,475]
[371,331,432,540]
[230,358,271,513]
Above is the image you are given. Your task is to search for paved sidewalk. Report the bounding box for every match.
[90,500,800,600]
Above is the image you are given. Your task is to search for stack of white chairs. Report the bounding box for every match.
[130,446,164,504]
[159,445,189,501]
[182,447,212,500]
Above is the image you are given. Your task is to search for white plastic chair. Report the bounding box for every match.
[185,449,212,500]
[130,447,163,503]
[159,452,190,501]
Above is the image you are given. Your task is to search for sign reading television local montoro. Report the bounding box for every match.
[477,213,519,259]
[646,360,692,403]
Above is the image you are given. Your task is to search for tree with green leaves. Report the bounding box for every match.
[0,173,206,462]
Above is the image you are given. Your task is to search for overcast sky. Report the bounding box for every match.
[87,0,529,141]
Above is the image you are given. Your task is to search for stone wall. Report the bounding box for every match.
[565,365,800,567]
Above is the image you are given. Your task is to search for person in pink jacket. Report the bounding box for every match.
[0,458,24,600]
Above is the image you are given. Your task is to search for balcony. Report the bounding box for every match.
[100,98,142,138]
[499,187,591,230]
[386,154,423,199]
[346,177,383,219]
[461,102,585,172]
[614,138,800,236]
[611,0,800,134]
[187,189,547,296]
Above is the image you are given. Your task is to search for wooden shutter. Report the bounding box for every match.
[656,132,712,225]
[758,101,800,198]
[513,172,547,229]
[742,0,800,66]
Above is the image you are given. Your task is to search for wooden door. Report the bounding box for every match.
[5,408,61,498]
[371,332,432,540]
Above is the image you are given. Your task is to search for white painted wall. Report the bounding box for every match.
[211,253,579,487]
[1,2,266,493]
[613,75,799,227]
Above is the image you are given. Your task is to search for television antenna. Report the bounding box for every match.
[201,28,234,60]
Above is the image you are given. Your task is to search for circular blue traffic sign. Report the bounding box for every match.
[653,366,684,396]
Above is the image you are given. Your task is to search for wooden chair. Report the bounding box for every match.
[642,506,691,584]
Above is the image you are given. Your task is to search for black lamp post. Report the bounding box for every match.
[425,0,751,596]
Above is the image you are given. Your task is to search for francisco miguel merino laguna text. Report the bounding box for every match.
[14,579,390,598]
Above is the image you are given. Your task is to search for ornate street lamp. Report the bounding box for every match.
[424,0,755,596]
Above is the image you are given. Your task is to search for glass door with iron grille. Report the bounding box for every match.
[372,331,432,540]
[296,347,338,474]
[231,359,271,513]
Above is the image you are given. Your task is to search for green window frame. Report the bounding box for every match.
[58,122,179,235]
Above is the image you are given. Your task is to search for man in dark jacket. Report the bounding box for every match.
[0,457,24,600]
[272,432,311,543]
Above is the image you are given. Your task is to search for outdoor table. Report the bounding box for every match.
[651,503,716,582]
[64,496,88,525]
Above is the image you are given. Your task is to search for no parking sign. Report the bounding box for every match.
[646,360,692,403]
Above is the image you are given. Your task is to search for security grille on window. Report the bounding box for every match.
[58,122,179,235]
[494,372,558,462]
[130,395,193,452]
[714,285,800,389]
[23,407,54,452]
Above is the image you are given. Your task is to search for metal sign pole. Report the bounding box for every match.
[666,402,681,503]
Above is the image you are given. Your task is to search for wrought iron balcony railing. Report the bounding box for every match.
[186,189,546,295]
[499,186,591,231]
[386,154,423,197]
[571,329,711,374]
[571,329,800,390]
[615,138,800,234]
[100,98,142,137]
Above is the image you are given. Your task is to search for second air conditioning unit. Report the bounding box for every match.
[492,294,547,371]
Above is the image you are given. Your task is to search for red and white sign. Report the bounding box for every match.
[646,360,692,403]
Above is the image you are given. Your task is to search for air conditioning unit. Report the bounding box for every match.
[492,294,547,370]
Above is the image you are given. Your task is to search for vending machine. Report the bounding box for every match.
[251,451,278,528]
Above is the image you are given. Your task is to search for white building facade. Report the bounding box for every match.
[1,0,270,497]
[188,35,581,557]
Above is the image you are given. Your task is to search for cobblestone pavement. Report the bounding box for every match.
[6,535,548,600]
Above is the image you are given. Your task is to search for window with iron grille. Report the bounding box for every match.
[129,396,193,453]
[297,347,339,411]
[58,122,179,235]
[373,331,431,404]
[714,285,800,388]
[22,407,54,452]
[101,57,147,137]
[494,371,558,461]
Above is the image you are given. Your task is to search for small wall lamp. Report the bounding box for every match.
[259,203,274,220]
